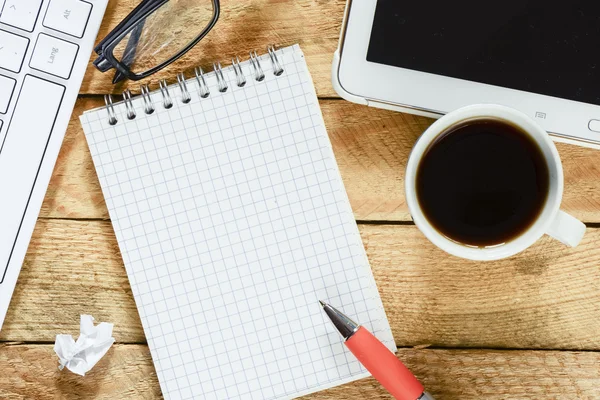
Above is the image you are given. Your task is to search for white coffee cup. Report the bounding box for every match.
[405,104,586,261]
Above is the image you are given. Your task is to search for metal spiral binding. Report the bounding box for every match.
[122,89,136,120]
[231,56,246,87]
[104,46,286,125]
[249,51,265,81]
[104,94,117,125]
[213,62,228,92]
[268,45,284,76]
[140,84,155,114]
[194,67,210,98]
[177,72,192,103]
[159,79,173,109]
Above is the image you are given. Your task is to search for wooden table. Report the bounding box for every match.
[2,1,600,398]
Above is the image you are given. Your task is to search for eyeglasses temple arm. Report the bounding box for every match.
[112,21,146,83]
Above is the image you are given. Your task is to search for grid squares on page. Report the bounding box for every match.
[80,45,394,400]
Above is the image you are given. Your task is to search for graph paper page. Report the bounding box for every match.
[81,45,395,400]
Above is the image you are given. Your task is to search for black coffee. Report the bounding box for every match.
[416,118,549,247]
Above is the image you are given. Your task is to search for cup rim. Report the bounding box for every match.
[405,104,564,261]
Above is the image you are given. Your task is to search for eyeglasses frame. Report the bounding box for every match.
[94,0,220,81]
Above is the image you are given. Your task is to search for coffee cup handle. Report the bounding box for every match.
[545,210,586,247]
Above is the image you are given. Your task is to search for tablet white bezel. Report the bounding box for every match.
[336,0,600,146]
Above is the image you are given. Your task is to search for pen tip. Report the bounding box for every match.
[319,300,327,308]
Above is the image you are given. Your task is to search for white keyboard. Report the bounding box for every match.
[0,0,108,329]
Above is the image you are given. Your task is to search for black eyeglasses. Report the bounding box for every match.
[93,0,220,83]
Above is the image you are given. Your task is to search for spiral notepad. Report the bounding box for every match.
[80,44,395,400]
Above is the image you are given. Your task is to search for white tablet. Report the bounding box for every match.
[332,0,600,148]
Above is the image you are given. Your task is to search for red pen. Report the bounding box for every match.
[320,301,434,400]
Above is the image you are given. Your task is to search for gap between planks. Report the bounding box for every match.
[4,339,600,354]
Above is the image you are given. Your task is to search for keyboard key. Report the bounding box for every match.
[0,76,65,277]
[0,75,16,113]
[30,33,79,79]
[43,0,92,38]
[0,0,43,32]
[0,30,29,72]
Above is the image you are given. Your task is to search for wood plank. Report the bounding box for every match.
[43,98,600,222]
[81,0,345,97]
[42,99,109,219]
[1,344,598,399]
[0,220,139,343]
[0,344,160,399]
[2,220,599,349]
[364,224,600,350]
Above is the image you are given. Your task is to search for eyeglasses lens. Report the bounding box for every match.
[112,0,216,75]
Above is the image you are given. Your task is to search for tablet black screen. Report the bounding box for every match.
[367,0,600,106]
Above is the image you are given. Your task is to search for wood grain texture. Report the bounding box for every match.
[0,344,160,399]
[42,99,109,220]
[82,0,345,96]
[2,220,598,349]
[1,345,598,400]
[42,98,600,222]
